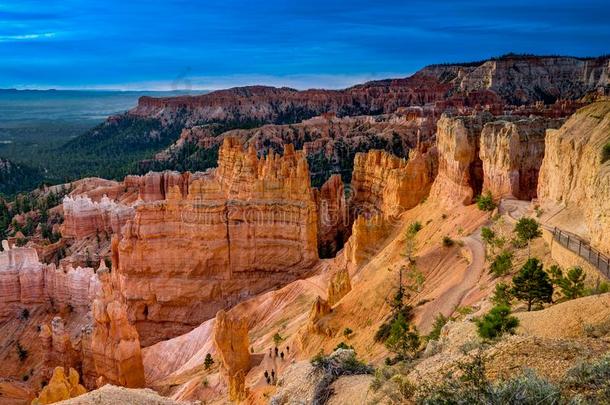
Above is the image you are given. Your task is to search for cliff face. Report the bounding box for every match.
[62,196,135,239]
[350,147,438,218]
[431,113,563,206]
[86,268,145,388]
[0,245,99,320]
[115,137,319,345]
[132,56,609,128]
[429,114,493,206]
[480,118,564,200]
[123,171,192,202]
[315,174,349,258]
[538,101,610,255]
[419,55,610,105]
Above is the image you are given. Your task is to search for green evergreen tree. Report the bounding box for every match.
[475,305,519,340]
[514,218,542,257]
[550,265,586,300]
[385,312,420,360]
[204,353,214,370]
[511,258,553,311]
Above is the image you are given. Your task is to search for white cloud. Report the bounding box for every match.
[0,32,56,42]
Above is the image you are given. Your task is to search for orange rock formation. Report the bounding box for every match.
[213,310,251,402]
[350,147,437,218]
[32,367,87,405]
[86,267,145,388]
[114,137,319,345]
[327,267,351,307]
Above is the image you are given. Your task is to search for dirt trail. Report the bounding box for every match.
[415,231,487,331]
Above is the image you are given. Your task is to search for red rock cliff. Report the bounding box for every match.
[114,137,319,345]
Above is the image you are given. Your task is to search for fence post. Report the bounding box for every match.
[578,241,582,256]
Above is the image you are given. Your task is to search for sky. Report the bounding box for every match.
[1,0,609,90]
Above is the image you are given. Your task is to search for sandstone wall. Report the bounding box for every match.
[479,118,563,200]
[124,171,192,202]
[350,147,437,218]
[538,101,610,256]
[0,245,99,320]
[115,137,319,345]
[62,195,134,239]
[315,174,349,258]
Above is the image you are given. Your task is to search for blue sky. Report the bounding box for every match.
[1,0,609,90]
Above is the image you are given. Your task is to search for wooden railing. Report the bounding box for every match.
[552,227,610,279]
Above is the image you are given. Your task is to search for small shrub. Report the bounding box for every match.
[602,142,610,164]
[272,332,284,346]
[489,251,513,277]
[204,353,214,370]
[481,227,495,245]
[427,313,449,342]
[375,322,393,343]
[16,343,28,362]
[343,327,353,338]
[475,305,519,340]
[455,305,474,316]
[442,236,455,247]
[550,265,586,300]
[490,282,512,306]
[334,341,354,351]
[19,308,30,321]
[563,354,610,401]
[492,369,561,404]
[385,313,420,360]
[407,221,422,235]
[476,192,496,211]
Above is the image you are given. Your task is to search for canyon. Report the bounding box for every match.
[1,57,609,405]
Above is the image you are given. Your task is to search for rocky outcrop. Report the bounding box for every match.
[213,310,251,402]
[430,113,563,206]
[86,267,145,388]
[479,118,563,200]
[115,137,319,345]
[62,195,135,239]
[327,267,351,307]
[429,114,494,206]
[344,214,392,266]
[351,147,437,217]
[315,174,349,258]
[307,296,333,336]
[538,101,610,255]
[32,367,87,405]
[0,245,99,319]
[123,171,192,202]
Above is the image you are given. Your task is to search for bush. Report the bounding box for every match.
[481,227,495,245]
[490,282,512,306]
[16,342,28,362]
[511,258,553,311]
[489,251,513,277]
[442,236,455,247]
[476,192,496,211]
[407,221,422,235]
[563,354,610,401]
[334,341,354,351]
[272,332,284,346]
[475,305,519,340]
[19,308,30,321]
[427,313,449,342]
[550,265,586,300]
[602,142,610,164]
[204,353,214,370]
[343,327,353,338]
[492,370,561,404]
[385,313,421,360]
[311,349,373,404]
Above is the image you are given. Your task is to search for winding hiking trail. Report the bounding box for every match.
[416,231,487,331]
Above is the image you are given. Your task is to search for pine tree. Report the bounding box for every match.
[204,353,214,370]
[475,305,519,339]
[511,258,553,311]
[514,218,542,257]
[550,265,586,300]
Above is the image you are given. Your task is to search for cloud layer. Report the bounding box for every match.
[1,0,609,89]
